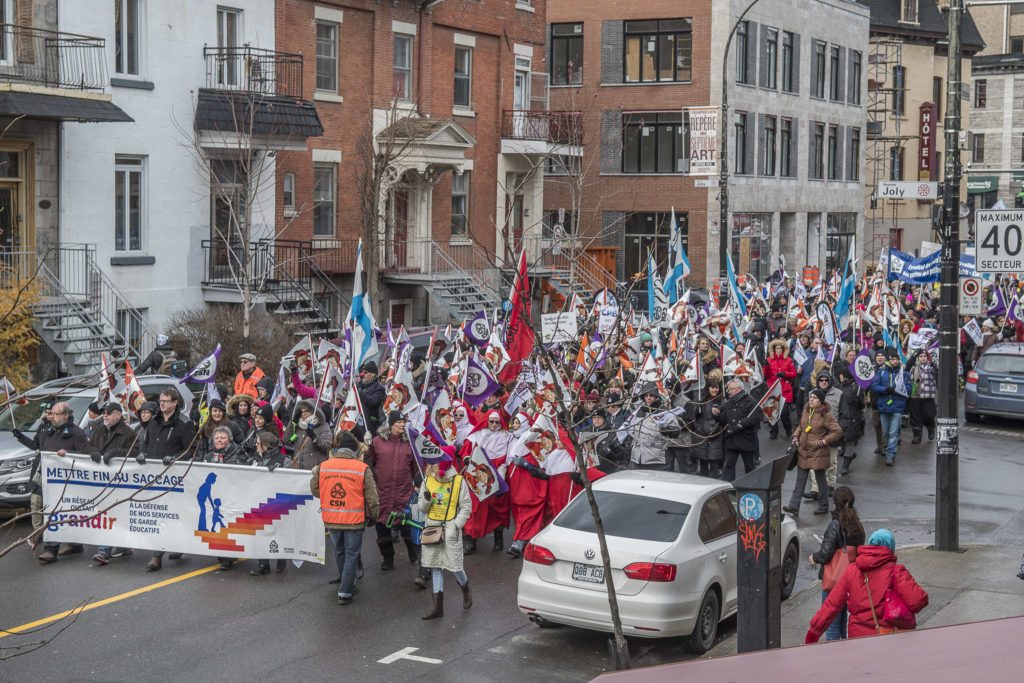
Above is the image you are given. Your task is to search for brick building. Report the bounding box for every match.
[275,0,548,325]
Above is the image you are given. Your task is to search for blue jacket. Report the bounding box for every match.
[791,341,816,389]
[871,366,909,414]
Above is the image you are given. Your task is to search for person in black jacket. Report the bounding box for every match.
[836,369,865,475]
[716,379,762,482]
[140,388,196,572]
[356,361,386,436]
[135,334,178,375]
[13,401,94,563]
[90,402,142,565]
[809,486,866,641]
[583,410,627,473]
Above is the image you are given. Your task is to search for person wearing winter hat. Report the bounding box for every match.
[418,459,473,619]
[367,409,419,571]
[233,353,266,399]
[784,388,843,516]
[871,349,910,466]
[357,360,386,435]
[292,399,333,470]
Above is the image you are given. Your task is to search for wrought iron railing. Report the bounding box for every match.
[501,110,582,145]
[203,46,304,98]
[519,236,617,293]
[0,24,108,90]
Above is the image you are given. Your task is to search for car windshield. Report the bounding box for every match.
[978,354,1024,376]
[0,396,92,432]
[554,490,691,543]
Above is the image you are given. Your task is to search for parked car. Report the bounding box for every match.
[965,343,1024,422]
[0,375,194,509]
[516,471,799,654]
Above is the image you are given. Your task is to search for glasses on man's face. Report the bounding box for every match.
[158,399,175,404]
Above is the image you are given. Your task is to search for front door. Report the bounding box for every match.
[0,182,19,259]
[392,190,409,269]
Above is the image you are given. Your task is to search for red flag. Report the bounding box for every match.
[499,249,534,384]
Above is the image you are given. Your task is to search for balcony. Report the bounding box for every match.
[0,24,131,122]
[203,46,304,98]
[501,110,583,155]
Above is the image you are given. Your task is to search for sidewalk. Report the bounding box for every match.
[706,544,1024,658]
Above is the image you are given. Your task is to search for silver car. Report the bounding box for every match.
[0,375,194,509]
[516,471,799,654]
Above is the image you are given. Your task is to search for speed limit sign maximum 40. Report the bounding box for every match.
[976,210,1024,273]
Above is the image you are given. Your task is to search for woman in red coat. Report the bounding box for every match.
[806,529,928,642]
[766,339,797,439]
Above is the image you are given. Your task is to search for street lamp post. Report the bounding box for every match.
[719,0,763,289]
[935,0,963,552]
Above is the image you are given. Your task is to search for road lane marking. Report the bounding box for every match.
[0,562,222,639]
[377,647,443,665]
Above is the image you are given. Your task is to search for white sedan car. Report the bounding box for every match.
[516,471,799,653]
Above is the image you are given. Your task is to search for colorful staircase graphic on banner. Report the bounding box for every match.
[194,493,315,552]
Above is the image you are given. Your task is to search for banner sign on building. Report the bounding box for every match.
[41,454,326,563]
[918,102,937,181]
[686,107,719,176]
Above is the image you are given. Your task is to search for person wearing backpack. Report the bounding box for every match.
[136,335,178,375]
[809,486,865,640]
[805,528,928,642]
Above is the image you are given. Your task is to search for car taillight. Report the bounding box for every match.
[623,562,677,582]
[967,371,978,385]
[524,543,556,565]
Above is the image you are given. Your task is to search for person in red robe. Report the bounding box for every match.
[506,446,549,558]
[459,410,512,554]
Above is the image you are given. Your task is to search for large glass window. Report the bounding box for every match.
[849,128,861,181]
[451,171,470,236]
[621,112,687,174]
[551,22,583,85]
[735,20,750,84]
[762,115,777,175]
[971,133,985,164]
[811,122,824,179]
[735,112,748,175]
[624,212,687,288]
[623,19,692,83]
[313,163,337,237]
[780,117,793,177]
[890,145,905,181]
[893,65,906,115]
[114,0,141,76]
[555,491,690,542]
[813,41,826,98]
[216,7,241,87]
[827,124,839,180]
[851,51,862,104]
[765,28,777,89]
[826,213,856,273]
[781,31,795,93]
[974,79,987,109]
[902,0,919,23]
[316,21,339,92]
[114,156,144,252]
[454,46,472,108]
[829,45,841,101]
[393,34,413,100]
[731,213,772,282]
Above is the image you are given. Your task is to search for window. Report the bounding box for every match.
[974,79,987,108]
[624,212,687,281]
[735,20,750,84]
[892,65,906,115]
[1011,36,1024,53]
[849,128,860,181]
[315,21,339,92]
[393,34,413,100]
[889,145,904,181]
[697,492,737,543]
[901,0,919,23]
[313,163,337,237]
[282,172,295,213]
[827,125,839,180]
[972,133,985,164]
[780,117,793,177]
[621,112,687,174]
[735,112,749,175]
[813,41,826,98]
[546,154,581,176]
[543,210,574,238]
[453,46,472,108]
[114,0,141,76]
[117,308,147,351]
[764,28,777,89]
[829,45,841,100]
[1013,4,1024,13]
[851,50,862,104]
[216,7,242,87]
[623,19,692,83]
[933,76,942,120]
[781,31,795,93]
[114,156,144,252]
[551,22,583,85]
[556,491,690,542]
[811,122,824,179]
[762,115,777,175]
[451,171,469,235]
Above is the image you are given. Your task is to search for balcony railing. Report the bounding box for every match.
[502,110,583,145]
[204,46,304,98]
[0,24,108,90]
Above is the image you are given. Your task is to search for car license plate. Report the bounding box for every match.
[572,562,604,583]
[1000,382,1018,393]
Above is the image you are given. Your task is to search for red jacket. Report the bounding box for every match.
[807,545,928,641]
[367,432,418,523]
[765,355,797,402]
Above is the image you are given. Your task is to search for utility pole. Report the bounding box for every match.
[935,0,963,552]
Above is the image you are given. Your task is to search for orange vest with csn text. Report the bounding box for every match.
[318,457,368,526]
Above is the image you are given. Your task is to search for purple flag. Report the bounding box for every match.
[464,444,509,501]
[407,426,452,468]
[1008,294,1022,325]
[851,348,876,390]
[987,286,1007,318]
[464,311,490,348]
[461,355,501,408]
[181,344,221,384]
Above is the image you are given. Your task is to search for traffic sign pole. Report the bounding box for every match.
[936,0,961,553]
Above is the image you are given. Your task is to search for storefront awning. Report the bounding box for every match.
[967,176,998,194]
[0,90,132,122]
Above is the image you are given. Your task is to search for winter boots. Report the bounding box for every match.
[423,591,444,620]
[461,581,473,609]
[493,528,504,551]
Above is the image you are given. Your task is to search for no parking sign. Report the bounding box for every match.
[959,277,983,316]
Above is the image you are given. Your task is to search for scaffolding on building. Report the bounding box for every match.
[865,38,916,266]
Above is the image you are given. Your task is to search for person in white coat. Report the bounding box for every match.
[418,460,472,619]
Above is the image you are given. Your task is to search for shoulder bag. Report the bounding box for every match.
[822,537,856,592]
[420,479,455,546]
[863,569,916,634]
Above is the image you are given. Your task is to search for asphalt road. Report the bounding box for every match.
[2,414,1023,682]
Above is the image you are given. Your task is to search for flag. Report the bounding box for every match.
[791,342,808,368]
[648,251,668,325]
[755,379,786,426]
[462,354,501,408]
[503,378,532,416]
[682,354,705,391]
[385,345,422,415]
[1008,294,1023,325]
[988,286,1008,318]
[464,444,509,501]
[98,352,125,403]
[335,378,366,435]
[726,252,748,317]
[817,302,838,347]
[122,360,145,414]
[181,344,221,384]
[833,237,857,320]
[407,426,452,468]
[317,339,344,362]
[464,311,491,347]
[962,318,984,346]
[851,348,876,390]
[881,328,907,364]
[426,388,457,446]
[484,328,511,374]
[663,207,690,305]
[893,368,909,397]
[499,249,534,384]
[270,366,289,409]
[347,239,379,371]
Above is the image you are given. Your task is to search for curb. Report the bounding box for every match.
[703,578,822,659]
